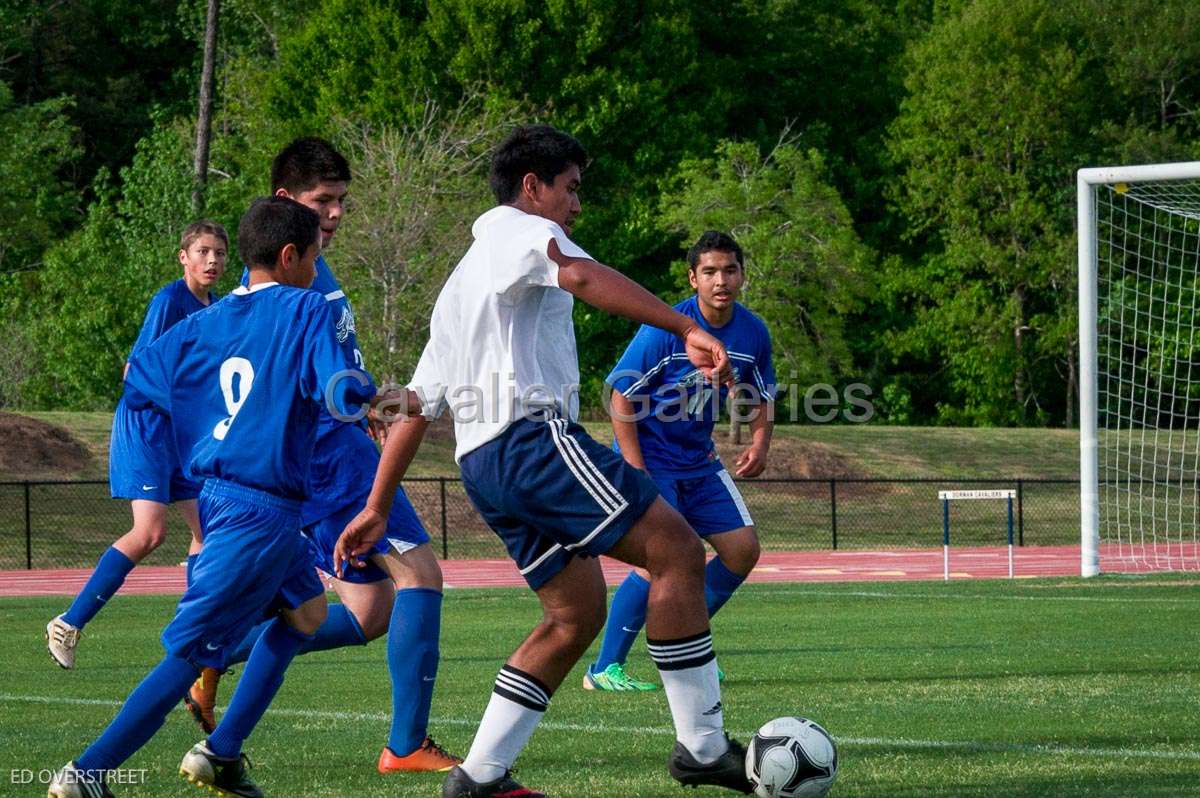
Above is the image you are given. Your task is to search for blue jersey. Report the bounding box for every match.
[242,256,381,522]
[123,282,376,500]
[607,297,775,478]
[129,279,214,362]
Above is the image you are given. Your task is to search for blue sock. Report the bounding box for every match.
[591,571,650,673]
[208,619,311,759]
[225,604,365,667]
[75,654,199,777]
[387,588,443,756]
[186,554,199,587]
[63,547,136,629]
[705,556,747,617]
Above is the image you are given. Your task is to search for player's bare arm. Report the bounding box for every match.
[549,240,734,386]
[734,400,774,478]
[334,396,429,576]
[610,389,648,470]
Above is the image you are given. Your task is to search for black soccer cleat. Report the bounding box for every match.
[668,736,754,794]
[179,741,263,798]
[441,765,547,797]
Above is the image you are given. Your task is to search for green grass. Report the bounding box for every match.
[3,577,1199,796]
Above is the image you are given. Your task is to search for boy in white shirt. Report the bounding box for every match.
[336,125,752,798]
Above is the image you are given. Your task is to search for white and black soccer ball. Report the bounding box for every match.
[744,716,838,798]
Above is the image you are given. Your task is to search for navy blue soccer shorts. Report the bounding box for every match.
[460,417,659,590]
[302,486,430,584]
[109,396,201,504]
[160,479,323,669]
[651,468,755,536]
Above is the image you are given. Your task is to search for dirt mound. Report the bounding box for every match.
[712,434,867,479]
[0,412,92,478]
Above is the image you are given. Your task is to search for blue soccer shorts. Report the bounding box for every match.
[652,468,755,536]
[460,417,659,590]
[161,479,324,669]
[108,397,201,504]
[302,486,430,584]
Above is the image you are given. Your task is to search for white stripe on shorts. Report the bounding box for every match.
[548,419,623,514]
[716,469,753,527]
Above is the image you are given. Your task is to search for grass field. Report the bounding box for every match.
[3,576,1199,797]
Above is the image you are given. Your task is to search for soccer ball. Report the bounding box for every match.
[744,716,838,798]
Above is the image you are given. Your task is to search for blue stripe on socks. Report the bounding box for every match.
[387,588,443,755]
[75,654,199,777]
[704,556,747,617]
[63,547,136,629]
[208,619,311,759]
[591,570,650,673]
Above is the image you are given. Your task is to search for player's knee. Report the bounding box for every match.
[355,604,389,641]
[726,533,761,575]
[543,604,605,649]
[649,526,705,577]
[286,598,328,636]
[123,522,168,559]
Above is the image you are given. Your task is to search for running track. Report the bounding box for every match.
[0,545,1145,597]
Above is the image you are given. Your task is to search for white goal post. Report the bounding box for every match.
[1079,161,1200,576]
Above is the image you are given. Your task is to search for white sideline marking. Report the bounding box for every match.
[3,693,1198,763]
[751,588,1200,604]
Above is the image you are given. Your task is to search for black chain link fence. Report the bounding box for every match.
[0,475,1084,568]
[0,477,1080,571]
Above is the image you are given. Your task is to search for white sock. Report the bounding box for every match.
[648,631,728,764]
[460,665,550,783]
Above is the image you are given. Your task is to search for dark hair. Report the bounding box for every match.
[179,219,229,251]
[270,137,351,195]
[237,197,320,269]
[489,124,588,204]
[687,230,744,271]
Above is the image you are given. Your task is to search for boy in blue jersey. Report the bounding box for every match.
[183,138,459,773]
[47,221,228,670]
[47,196,376,798]
[584,230,775,692]
[335,125,753,797]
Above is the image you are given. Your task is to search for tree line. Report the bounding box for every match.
[1,0,1198,426]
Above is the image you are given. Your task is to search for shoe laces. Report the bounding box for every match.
[422,736,459,763]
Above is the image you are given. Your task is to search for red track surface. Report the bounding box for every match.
[0,546,1118,598]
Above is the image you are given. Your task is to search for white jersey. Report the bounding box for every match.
[409,205,592,462]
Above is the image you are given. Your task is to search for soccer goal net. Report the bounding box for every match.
[1079,162,1200,576]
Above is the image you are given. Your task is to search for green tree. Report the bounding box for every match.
[886,0,1105,425]
[0,81,80,275]
[660,138,874,390]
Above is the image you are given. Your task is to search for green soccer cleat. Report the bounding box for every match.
[582,662,660,691]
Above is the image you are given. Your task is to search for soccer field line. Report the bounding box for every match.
[4,693,1198,763]
[750,587,1200,604]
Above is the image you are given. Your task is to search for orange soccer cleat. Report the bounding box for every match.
[377,737,463,773]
